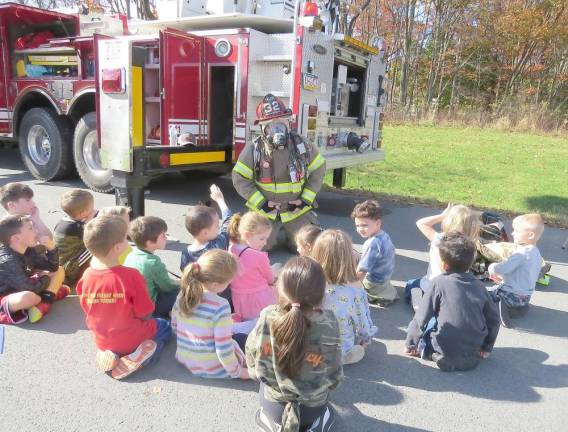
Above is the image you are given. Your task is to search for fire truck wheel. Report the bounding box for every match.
[73,112,113,193]
[18,108,73,181]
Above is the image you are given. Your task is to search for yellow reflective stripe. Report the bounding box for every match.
[233,161,253,180]
[307,154,324,174]
[255,180,305,194]
[301,187,316,204]
[255,208,278,220]
[246,190,265,209]
[280,205,312,223]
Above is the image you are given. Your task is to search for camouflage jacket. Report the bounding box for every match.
[245,305,343,432]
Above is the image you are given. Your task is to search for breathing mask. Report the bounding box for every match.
[263,121,289,148]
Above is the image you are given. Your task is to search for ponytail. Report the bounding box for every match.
[271,256,326,379]
[179,249,238,317]
[179,262,205,316]
[273,303,309,378]
[228,213,242,243]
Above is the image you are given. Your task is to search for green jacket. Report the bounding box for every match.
[246,305,343,432]
[123,247,179,302]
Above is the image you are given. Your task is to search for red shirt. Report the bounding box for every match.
[76,266,157,354]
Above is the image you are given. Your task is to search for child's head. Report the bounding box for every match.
[351,199,383,239]
[128,216,168,251]
[295,224,323,256]
[98,206,131,225]
[512,213,544,245]
[441,205,479,241]
[60,189,95,222]
[0,183,36,215]
[310,229,357,284]
[228,212,272,250]
[184,205,220,242]
[84,215,128,259]
[0,214,37,249]
[179,249,238,316]
[273,256,326,378]
[438,231,476,273]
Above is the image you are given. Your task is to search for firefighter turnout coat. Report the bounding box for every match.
[232,132,326,227]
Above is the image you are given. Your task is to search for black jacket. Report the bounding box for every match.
[0,245,59,294]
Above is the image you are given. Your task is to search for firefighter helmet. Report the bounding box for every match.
[254,94,292,125]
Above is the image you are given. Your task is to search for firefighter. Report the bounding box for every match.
[232,94,326,251]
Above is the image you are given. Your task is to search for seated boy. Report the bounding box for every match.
[98,206,133,264]
[405,232,500,372]
[124,216,180,318]
[0,215,67,324]
[77,215,171,380]
[54,189,97,285]
[180,184,231,271]
[1,182,53,244]
[487,213,544,327]
[351,199,397,306]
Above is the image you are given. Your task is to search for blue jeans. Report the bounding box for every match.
[417,317,437,359]
[142,318,171,366]
[404,278,422,301]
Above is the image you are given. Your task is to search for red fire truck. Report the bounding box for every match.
[1,1,387,213]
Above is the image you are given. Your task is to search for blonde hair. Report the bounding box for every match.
[227,211,272,244]
[60,189,94,219]
[310,229,358,285]
[179,250,238,316]
[441,205,480,241]
[84,215,127,258]
[514,213,544,241]
[99,205,130,218]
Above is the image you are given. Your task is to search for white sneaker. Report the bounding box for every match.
[342,345,365,365]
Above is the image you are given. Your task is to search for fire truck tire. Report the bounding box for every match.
[18,108,73,181]
[73,112,113,193]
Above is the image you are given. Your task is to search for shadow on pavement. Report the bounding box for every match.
[19,296,86,334]
[379,346,568,403]
[513,304,568,338]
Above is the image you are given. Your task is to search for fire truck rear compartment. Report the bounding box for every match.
[209,66,235,147]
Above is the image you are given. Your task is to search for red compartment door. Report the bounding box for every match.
[160,28,204,146]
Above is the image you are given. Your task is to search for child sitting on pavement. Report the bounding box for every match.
[0,215,67,324]
[124,216,180,318]
[405,232,500,372]
[487,213,544,327]
[295,224,323,256]
[246,256,343,432]
[180,184,232,271]
[311,229,377,365]
[54,189,97,285]
[98,206,132,264]
[77,215,171,380]
[227,211,276,320]
[351,199,397,306]
[0,182,53,242]
[405,204,479,311]
[171,249,250,380]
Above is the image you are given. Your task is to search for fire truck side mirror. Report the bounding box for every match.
[101,68,126,94]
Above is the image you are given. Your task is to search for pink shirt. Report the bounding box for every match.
[229,245,273,294]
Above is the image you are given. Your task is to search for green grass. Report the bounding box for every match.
[325,125,568,224]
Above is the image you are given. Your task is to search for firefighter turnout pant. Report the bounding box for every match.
[266,208,320,251]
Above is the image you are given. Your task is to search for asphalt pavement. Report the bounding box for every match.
[1,145,567,432]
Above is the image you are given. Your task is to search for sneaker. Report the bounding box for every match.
[96,350,119,372]
[498,300,511,328]
[111,340,157,380]
[55,285,71,301]
[28,303,51,323]
[342,345,365,365]
[255,408,282,432]
[306,405,335,432]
